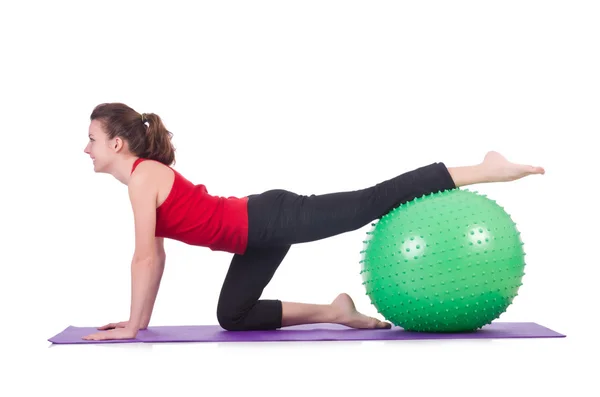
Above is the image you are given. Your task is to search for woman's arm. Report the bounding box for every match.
[127,172,163,333]
[140,241,166,328]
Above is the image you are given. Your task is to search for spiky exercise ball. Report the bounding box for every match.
[359,188,526,333]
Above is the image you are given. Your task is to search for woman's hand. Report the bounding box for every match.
[82,327,138,341]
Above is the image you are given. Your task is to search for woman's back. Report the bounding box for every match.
[131,158,250,254]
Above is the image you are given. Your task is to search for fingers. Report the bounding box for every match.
[97,322,119,330]
[84,330,112,340]
[97,321,128,330]
[83,333,104,341]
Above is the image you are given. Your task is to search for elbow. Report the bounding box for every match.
[132,255,162,267]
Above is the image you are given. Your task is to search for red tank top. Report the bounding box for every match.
[131,158,249,255]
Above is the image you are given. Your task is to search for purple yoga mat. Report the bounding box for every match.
[48,322,565,344]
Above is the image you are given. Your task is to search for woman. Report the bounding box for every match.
[81,102,545,341]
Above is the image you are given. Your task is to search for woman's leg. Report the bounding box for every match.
[247,161,454,247]
[217,245,391,330]
[221,151,544,331]
[228,161,456,330]
[248,163,455,247]
[281,293,391,329]
[216,245,291,331]
[449,150,545,185]
[247,151,544,248]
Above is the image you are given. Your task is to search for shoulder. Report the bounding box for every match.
[130,159,170,184]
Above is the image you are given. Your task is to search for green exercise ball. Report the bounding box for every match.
[359,188,526,333]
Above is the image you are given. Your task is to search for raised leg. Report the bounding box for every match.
[247,151,545,249]
[247,162,455,248]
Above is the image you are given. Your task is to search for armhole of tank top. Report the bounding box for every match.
[158,167,177,210]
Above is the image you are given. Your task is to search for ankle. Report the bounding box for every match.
[448,164,490,187]
[328,303,343,324]
[281,302,339,327]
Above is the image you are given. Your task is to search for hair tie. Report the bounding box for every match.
[141,113,147,123]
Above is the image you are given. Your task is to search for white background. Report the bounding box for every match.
[2,0,598,396]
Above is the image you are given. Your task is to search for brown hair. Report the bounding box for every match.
[90,102,176,166]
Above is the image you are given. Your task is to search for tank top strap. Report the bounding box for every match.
[131,157,147,175]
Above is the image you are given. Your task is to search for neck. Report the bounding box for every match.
[110,156,140,185]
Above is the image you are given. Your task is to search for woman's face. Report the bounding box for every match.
[84,120,118,173]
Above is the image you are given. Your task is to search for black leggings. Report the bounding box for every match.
[216,162,456,331]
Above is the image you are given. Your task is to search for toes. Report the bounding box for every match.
[374,319,392,329]
[528,165,545,174]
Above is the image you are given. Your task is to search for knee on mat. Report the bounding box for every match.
[217,307,252,331]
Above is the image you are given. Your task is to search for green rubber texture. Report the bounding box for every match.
[359,188,526,333]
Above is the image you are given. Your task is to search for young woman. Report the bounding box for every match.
[81,102,545,341]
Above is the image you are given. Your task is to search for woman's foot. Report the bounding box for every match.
[481,150,545,183]
[448,151,545,187]
[331,293,392,329]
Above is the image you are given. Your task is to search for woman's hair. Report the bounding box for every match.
[90,102,176,166]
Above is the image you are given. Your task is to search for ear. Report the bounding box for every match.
[112,136,126,153]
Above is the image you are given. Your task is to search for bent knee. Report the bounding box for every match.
[217,314,248,331]
[217,306,251,331]
[217,300,282,331]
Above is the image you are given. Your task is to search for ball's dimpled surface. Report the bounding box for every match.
[359,188,526,333]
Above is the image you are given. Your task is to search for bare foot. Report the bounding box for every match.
[481,151,545,183]
[331,293,392,329]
